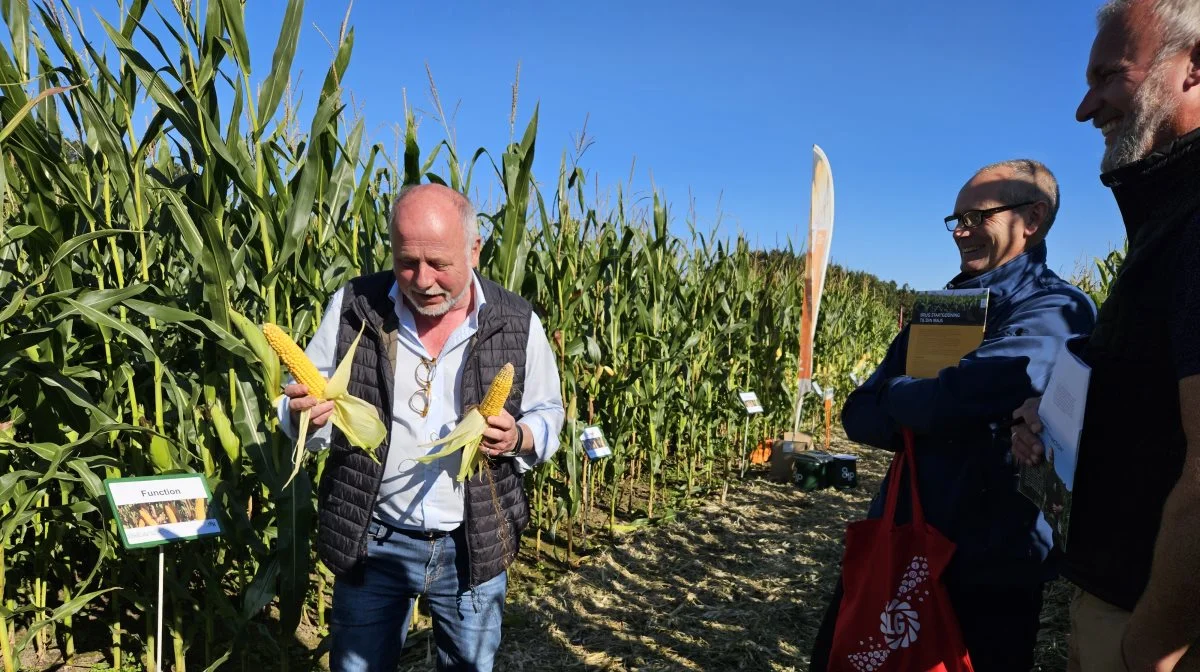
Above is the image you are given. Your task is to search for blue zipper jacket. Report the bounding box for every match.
[842,242,1096,586]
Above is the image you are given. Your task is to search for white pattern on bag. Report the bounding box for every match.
[845,556,932,672]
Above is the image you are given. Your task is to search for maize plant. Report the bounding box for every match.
[0,1,907,669]
[1070,243,1127,308]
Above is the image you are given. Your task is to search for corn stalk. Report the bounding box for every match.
[0,1,910,668]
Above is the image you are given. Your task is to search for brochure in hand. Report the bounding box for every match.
[1017,346,1091,550]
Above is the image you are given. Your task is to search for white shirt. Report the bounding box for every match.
[278,273,565,531]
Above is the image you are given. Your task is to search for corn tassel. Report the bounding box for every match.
[416,363,515,482]
[262,323,387,488]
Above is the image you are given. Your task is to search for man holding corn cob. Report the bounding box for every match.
[276,183,564,671]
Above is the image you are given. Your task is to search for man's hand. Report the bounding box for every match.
[1122,627,1187,671]
[284,384,335,428]
[480,410,527,458]
[1010,396,1046,466]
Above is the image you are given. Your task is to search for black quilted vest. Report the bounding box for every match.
[316,270,533,587]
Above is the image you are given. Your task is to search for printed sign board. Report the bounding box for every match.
[104,474,221,549]
[580,425,612,459]
[739,391,764,415]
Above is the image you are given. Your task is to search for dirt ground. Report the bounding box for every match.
[396,435,1072,671]
[21,435,1071,671]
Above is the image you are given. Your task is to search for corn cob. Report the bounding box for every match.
[416,362,517,482]
[138,507,157,527]
[478,364,514,416]
[260,322,387,489]
[210,401,241,463]
[263,323,326,398]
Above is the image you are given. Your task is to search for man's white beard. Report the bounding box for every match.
[407,281,471,318]
[1102,58,1179,172]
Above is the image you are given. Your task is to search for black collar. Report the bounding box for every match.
[1101,126,1200,242]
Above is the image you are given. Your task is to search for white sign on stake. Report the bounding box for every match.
[104,473,222,672]
[580,425,612,459]
[104,474,221,549]
[738,391,764,415]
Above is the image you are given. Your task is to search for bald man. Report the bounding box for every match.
[279,184,565,671]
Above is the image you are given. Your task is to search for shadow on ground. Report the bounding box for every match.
[18,437,1071,672]
[399,435,1071,671]
[488,436,884,671]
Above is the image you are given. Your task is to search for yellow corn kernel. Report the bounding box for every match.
[138,507,157,527]
[263,324,326,398]
[478,363,514,417]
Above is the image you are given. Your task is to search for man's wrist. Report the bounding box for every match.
[502,423,527,457]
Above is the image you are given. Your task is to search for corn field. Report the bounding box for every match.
[1070,244,1126,307]
[0,1,907,670]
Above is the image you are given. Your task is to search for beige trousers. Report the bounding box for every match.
[1068,589,1132,672]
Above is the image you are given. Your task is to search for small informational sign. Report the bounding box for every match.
[580,425,612,459]
[738,391,763,415]
[104,474,221,549]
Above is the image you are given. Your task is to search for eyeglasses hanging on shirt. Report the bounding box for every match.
[409,357,437,418]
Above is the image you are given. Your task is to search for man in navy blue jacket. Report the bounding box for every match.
[808,159,1097,672]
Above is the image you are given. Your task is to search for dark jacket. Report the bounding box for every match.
[1063,128,1200,610]
[842,242,1096,586]
[316,271,534,587]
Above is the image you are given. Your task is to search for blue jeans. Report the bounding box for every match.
[330,521,507,672]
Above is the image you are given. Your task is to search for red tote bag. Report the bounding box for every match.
[826,428,974,672]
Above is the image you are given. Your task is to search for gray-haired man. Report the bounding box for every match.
[280,184,565,671]
[1011,1,1200,669]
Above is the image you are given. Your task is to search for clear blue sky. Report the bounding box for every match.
[77,0,1127,290]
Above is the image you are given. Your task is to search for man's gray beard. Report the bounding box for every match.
[407,281,471,318]
[1102,58,1179,173]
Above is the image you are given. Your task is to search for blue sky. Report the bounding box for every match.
[73,0,1126,290]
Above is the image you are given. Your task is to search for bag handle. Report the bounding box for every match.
[881,427,926,527]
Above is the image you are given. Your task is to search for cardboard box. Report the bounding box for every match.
[769,433,813,483]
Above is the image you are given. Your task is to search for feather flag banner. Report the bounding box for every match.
[792,145,835,434]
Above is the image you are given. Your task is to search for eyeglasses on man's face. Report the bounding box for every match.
[408,358,436,418]
[944,201,1037,232]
